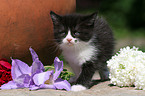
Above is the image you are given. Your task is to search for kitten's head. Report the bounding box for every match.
[50,11,97,48]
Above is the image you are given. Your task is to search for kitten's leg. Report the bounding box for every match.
[71,61,95,91]
[68,63,82,84]
[98,64,110,81]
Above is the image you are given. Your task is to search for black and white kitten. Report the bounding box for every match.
[50,11,114,91]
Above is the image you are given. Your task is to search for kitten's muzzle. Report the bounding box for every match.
[67,38,72,43]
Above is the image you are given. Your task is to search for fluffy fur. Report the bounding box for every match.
[50,11,114,91]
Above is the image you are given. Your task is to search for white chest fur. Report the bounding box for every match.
[61,42,95,65]
[60,41,96,77]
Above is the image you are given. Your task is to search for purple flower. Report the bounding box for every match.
[0,47,71,91]
[30,57,71,91]
[0,47,45,89]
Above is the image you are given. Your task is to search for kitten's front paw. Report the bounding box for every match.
[71,85,87,92]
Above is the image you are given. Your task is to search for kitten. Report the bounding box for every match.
[50,11,114,91]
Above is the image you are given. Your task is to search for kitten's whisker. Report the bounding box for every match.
[48,43,59,50]
[74,44,77,53]
[47,39,60,42]
[78,43,84,52]
[50,46,60,55]
[49,43,61,55]
[47,44,57,50]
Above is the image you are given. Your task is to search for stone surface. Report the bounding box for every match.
[0,72,145,96]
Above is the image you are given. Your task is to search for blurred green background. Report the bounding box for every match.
[76,0,145,52]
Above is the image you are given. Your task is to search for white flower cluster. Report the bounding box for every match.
[107,46,145,90]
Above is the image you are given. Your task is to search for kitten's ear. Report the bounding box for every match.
[83,12,98,26]
[89,12,98,22]
[50,11,61,25]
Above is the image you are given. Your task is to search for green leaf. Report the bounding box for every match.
[63,69,67,71]
[44,66,55,71]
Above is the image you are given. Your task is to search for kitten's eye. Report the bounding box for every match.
[74,32,80,36]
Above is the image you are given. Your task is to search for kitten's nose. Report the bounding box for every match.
[67,38,72,42]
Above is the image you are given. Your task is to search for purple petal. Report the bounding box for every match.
[29,84,56,90]
[29,47,39,62]
[14,74,31,88]
[29,85,40,90]
[39,84,56,89]
[53,57,63,80]
[0,81,17,89]
[33,71,54,85]
[11,59,31,80]
[54,78,71,91]
[31,58,45,75]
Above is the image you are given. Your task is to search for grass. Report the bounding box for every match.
[112,27,145,39]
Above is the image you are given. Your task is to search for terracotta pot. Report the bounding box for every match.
[0,0,76,65]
